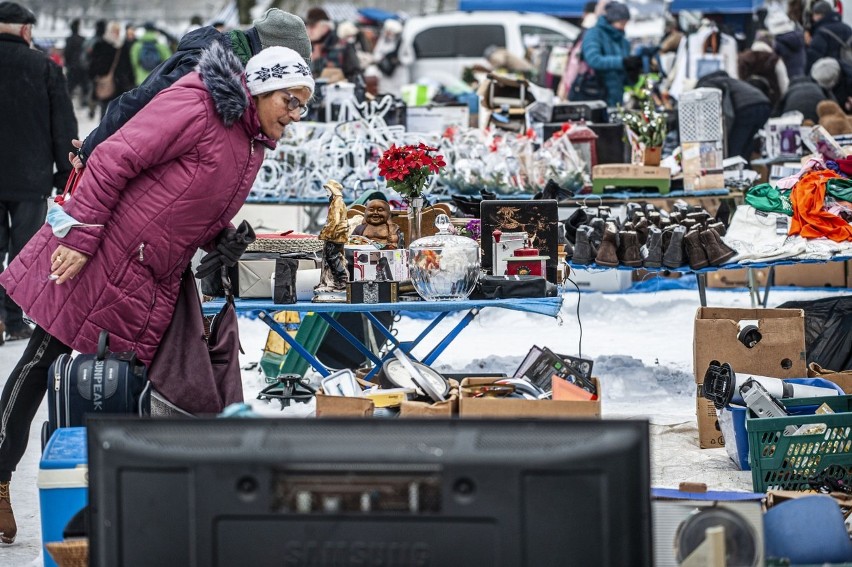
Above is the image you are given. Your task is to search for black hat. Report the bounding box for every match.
[0,2,35,24]
[812,1,835,17]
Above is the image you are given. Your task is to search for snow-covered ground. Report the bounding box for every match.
[4,106,852,564]
[5,284,850,565]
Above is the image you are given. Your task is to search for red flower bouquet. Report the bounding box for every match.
[378,143,446,200]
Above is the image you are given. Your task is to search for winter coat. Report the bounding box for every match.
[776,76,830,122]
[80,26,233,163]
[0,43,275,365]
[64,32,85,71]
[775,29,807,78]
[738,43,788,107]
[581,17,630,107]
[0,34,77,201]
[129,30,173,87]
[697,70,771,136]
[807,13,852,72]
[87,37,117,80]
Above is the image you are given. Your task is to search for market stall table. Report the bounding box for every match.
[568,256,852,307]
[202,296,564,380]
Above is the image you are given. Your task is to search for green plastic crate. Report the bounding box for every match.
[746,394,852,493]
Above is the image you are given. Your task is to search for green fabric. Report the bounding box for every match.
[130,30,172,87]
[228,30,252,66]
[745,184,793,216]
[826,178,852,202]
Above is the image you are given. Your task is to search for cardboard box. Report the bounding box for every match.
[315,392,374,417]
[693,307,807,448]
[682,141,724,191]
[807,362,852,393]
[400,379,460,418]
[706,263,848,289]
[458,377,601,419]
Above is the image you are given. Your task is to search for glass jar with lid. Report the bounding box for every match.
[409,214,480,301]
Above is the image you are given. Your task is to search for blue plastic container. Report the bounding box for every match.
[38,427,87,567]
[721,378,845,471]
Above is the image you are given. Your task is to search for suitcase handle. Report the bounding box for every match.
[97,330,110,360]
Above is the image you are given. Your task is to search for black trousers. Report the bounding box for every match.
[0,326,71,481]
[728,103,772,163]
[0,199,47,331]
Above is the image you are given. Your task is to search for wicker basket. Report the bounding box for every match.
[246,234,323,254]
[46,539,88,567]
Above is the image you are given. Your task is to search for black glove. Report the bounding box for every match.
[194,220,256,280]
[622,55,643,82]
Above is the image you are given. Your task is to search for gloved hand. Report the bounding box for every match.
[622,55,643,82]
[194,220,256,279]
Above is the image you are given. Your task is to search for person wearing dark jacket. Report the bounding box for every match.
[806,0,852,72]
[87,21,121,120]
[63,18,88,105]
[696,70,772,161]
[78,8,311,165]
[0,2,77,354]
[775,75,831,122]
[766,10,807,78]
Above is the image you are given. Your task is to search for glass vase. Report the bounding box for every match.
[407,196,425,244]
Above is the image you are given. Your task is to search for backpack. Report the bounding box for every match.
[819,27,852,65]
[138,40,164,72]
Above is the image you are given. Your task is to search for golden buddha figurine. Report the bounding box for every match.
[351,199,403,249]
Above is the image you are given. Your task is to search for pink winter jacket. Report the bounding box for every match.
[0,42,275,365]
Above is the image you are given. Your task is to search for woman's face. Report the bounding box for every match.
[255,88,310,140]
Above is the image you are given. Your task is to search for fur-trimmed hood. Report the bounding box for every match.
[197,41,248,127]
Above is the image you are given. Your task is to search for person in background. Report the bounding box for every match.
[766,9,807,78]
[696,70,772,161]
[581,1,639,107]
[0,2,78,539]
[331,20,364,83]
[184,14,203,37]
[212,20,226,33]
[114,23,136,95]
[306,7,338,79]
[811,56,852,112]
[64,18,88,106]
[83,19,106,118]
[76,8,311,167]
[0,42,313,545]
[371,18,405,94]
[806,0,852,72]
[87,20,120,120]
[775,74,832,122]
[581,1,599,29]
[738,31,789,107]
[130,22,172,86]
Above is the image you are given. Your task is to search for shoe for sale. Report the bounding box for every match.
[563,241,574,261]
[0,481,16,544]
[595,223,620,267]
[562,208,589,245]
[684,229,710,270]
[648,211,662,227]
[618,230,643,267]
[686,211,710,227]
[588,217,606,248]
[669,211,683,225]
[642,226,663,268]
[572,226,597,265]
[700,227,737,266]
[662,225,686,268]
[681,218,698,232]
[633,218,651,246]
[707,221,727,237]
[625,202,642,222]
[5,326,32,342]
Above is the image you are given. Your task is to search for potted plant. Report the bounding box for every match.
[378,143,446,241]
[618,101,667,167]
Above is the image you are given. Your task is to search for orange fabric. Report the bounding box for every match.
[790,170,852,242]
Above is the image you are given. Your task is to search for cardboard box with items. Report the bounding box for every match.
[693,307,807,449]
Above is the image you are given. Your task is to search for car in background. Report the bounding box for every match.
[398,11,580,86]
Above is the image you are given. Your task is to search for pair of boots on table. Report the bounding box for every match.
[567,203,736,270]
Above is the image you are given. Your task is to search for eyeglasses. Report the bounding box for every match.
[281,90,310,118]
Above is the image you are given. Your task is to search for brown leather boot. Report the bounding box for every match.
[684,229,709,269]
[700,227,736,266]
[633,218,650,245]
[595,223,620,267]
[0,481,16,544]
[618,230,643,267]
[707,221,727,237]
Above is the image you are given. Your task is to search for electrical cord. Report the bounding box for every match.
[565,275,582,358]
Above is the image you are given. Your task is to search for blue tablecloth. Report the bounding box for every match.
[203,296,564,318]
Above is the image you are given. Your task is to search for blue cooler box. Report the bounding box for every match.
[38,427,87,567]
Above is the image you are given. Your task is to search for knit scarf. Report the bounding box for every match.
[228,30,252,66]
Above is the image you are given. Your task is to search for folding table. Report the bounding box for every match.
[202,297,564,379]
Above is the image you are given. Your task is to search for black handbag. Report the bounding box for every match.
[472,275,557,300]
[569,68,605,102]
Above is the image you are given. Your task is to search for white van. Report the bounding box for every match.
[398,11,580,86]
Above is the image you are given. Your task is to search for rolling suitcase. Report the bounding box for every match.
[41,330,150,448]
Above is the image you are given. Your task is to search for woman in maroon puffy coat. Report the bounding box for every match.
[0,42,313,543]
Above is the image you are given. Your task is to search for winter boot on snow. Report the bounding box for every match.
[0,481,16,544]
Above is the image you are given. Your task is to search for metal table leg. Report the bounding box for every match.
[696,272,708,307]
[761,265,775,308]
[258,311,330,378]
[423,308,480,365]
[316,312,384,368]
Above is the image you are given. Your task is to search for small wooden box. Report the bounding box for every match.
[346,280,398,304]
